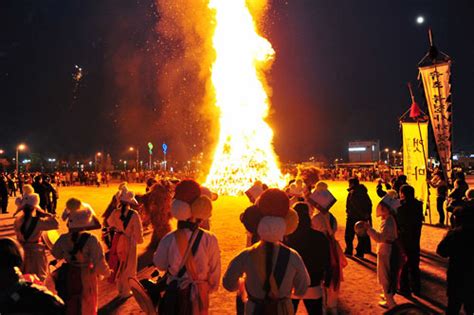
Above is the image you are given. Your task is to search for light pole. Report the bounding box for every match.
[129,147,139,171]
[95,152,102,171]
[392,150,397,165]
[16,144,26,175]
[384,148,389,163]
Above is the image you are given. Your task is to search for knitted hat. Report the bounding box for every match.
[241,188,296,242]
[67,202,100,231]
[256,189,290,217]
[284,209,299,235]
[257,216,287,243]
[240,205,263,234]
[174,180,201,204]
[378,195,401,216]
[191,196,213,220]
[170,199,192,221]
[170,180,212,221]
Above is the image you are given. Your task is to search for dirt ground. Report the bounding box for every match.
[1,180,453,314]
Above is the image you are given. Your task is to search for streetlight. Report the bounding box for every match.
[95,152,102,171]
[129,146,139,171]
[0,149,4,155]
[384,148,389,162]
[16,144,26,174]
[47,158,56,171]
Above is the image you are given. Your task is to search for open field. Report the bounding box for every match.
[1,180,455,314]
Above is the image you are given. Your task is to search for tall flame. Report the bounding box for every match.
[205,0,285,195]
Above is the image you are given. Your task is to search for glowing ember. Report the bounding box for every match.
[205,0,286,195]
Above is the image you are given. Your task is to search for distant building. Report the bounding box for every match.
[348,140,380,163]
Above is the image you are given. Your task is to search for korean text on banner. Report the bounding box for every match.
[402,122,429,207]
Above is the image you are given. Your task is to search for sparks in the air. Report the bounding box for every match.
[205,0,286,195]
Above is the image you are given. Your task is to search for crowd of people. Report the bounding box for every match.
[0,168,472,315]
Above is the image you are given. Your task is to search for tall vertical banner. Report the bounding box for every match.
[419,61,453,184]
[402,122,429,206]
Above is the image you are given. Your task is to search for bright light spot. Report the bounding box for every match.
[348,147,367,152]
[416,16,424,24]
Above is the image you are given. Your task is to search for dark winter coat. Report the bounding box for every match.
[285,212,330,287]
[396,199,423,251]
[32,182,48,210]
[346,184,372,220]
[0,177,8,197]
[437,226,474,299]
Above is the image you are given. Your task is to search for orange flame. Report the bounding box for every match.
[205,0,286,195]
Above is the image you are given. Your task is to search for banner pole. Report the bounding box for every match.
[408,83,432,224]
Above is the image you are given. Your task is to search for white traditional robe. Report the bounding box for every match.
[367,215,398,293]
[14,212,59,281]
[106,208,143,295]
[223,242,310,315]
[153,228,221,293]
[52,232,110,315]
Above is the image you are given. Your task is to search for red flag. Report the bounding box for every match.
[409,101,421,118]
[407,82,421,119]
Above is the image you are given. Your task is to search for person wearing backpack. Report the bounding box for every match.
[153,179,221,315]
[52,199,110,315]
[13,185,59,282]
[106,186,144,299]
[223,189,310,315]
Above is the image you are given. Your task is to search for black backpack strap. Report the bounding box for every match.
[70,233,90,261]
[176,229,204,278]
[22,216,39,242]
[191,229,204,256]
[121,210,134,230]
[273,244,291,288]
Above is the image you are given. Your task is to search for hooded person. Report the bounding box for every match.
[310,182,347,313]
[223,188,310,315]
[106,186,144,299]
[52,199,110,315]
[13,185,59,282]
[362,195,402,309]
[153,179,221,315]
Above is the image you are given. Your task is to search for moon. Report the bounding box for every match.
[416,16,425,24]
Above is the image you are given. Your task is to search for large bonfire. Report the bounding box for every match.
[205,0,286,195]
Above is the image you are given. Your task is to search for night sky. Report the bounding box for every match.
[1,0,473,163]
